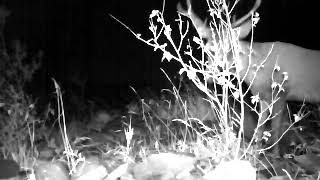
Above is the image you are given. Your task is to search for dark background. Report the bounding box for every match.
[2,0,320,108]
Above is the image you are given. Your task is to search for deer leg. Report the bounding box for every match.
[256,98,286,155]
[270,98,287,155]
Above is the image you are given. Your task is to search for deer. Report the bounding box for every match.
[177,0,320,155]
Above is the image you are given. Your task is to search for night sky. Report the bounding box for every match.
[2,0,320,108]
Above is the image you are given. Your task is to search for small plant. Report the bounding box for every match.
[110,0,291,163]
[52,79,85,175]
[0,6,44,169]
